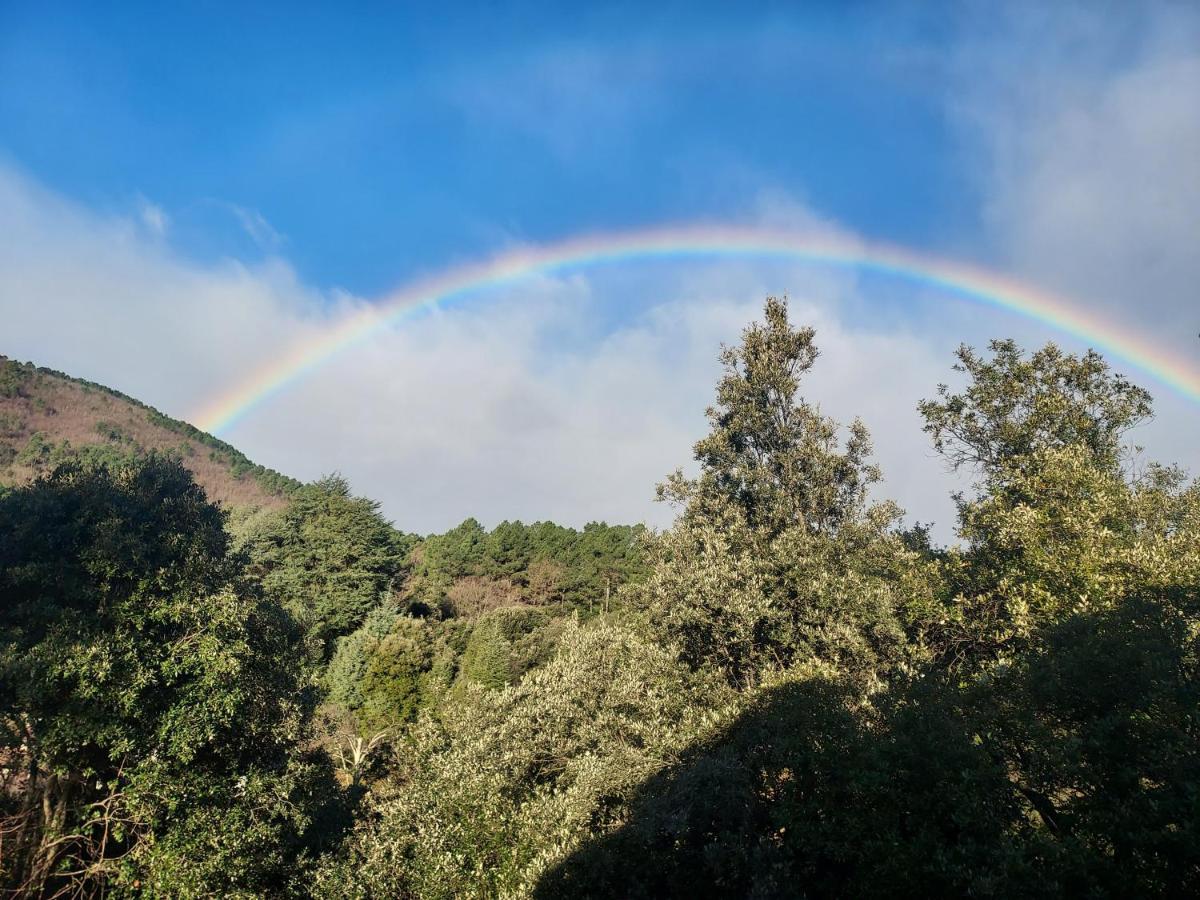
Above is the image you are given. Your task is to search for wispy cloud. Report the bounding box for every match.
[445,42,664,159]
[136,195,169,237]
[226,203,285,252]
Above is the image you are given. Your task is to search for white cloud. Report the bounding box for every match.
[949,2,1200,363]
[137,195,169,237]
[227,203,285,251]
[2,158,1193,542]
[0,162,975,536]
[0,164,329,415]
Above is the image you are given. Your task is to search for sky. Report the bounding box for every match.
[1,1,1197,538]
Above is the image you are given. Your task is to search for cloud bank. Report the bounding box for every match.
[943,0,1200,499]
[0,162,975,535]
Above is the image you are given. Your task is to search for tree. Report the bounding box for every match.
[660,297,878,536]
[642,297,932,688]
[526,557,565,606]
[483,520,533,581]
[918,339,1152,480]
[0,456,336,895]
[918,340,1195,667]
[315,621,734,899]
[240,474,412,652]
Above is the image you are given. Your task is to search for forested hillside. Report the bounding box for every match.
[2,298,1197,897]
[0,356,298,510]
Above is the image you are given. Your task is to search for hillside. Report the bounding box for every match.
[0,355,298,510]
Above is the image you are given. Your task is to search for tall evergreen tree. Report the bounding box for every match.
[643,297,932,689]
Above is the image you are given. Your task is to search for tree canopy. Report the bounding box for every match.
[0,456,336,896]
[4,299,1197,897]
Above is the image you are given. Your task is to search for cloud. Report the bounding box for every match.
[0,162,977,536]
[227,266,963,536]
[226,203,285,252]
[941,0,1200,504]
[949,2,1200,360]
[136,195,169,237]
[0,163,329,414]
[1,155,1192,541]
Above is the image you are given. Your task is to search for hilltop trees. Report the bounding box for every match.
[406,518,645,615]
[0,456,336,896]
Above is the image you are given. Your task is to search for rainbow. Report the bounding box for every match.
[191,225,1200,434]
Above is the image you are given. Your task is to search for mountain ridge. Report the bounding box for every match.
[0,355,298,510]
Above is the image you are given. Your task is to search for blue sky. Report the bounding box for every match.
[1,2,1197,534]
[1,2,979,293]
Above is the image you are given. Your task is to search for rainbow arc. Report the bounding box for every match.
[191,225,1200,435]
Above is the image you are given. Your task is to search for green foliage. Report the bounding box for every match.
[457,613,515,690]
[5,308,1197,898]
[660,296,879,535]
[918,339,1152,478]
[94,420,133,443]
[16,430,54,468]
[542,579,1200,897]
[0,456,337,896]
[642,297,932,689]
[240,474,415,651]
[324,604,563,748]
[16,429,149,474]
[315,621,735,899]
[456,606,560,691]
[0,358,34,398]
[408,517,645,615]
[325,604,407,715]
[540,664,1021,897]
[358,618,436,727]
[918,340,1198,669]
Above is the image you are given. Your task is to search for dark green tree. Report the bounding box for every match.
[0,456,336,896]
[241,474,413,651]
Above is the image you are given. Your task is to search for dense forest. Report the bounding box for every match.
[1,297,1197,897]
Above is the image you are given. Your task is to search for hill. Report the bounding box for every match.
[0,355,298,510]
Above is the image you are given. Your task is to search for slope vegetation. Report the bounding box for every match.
[0,355,297,509]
